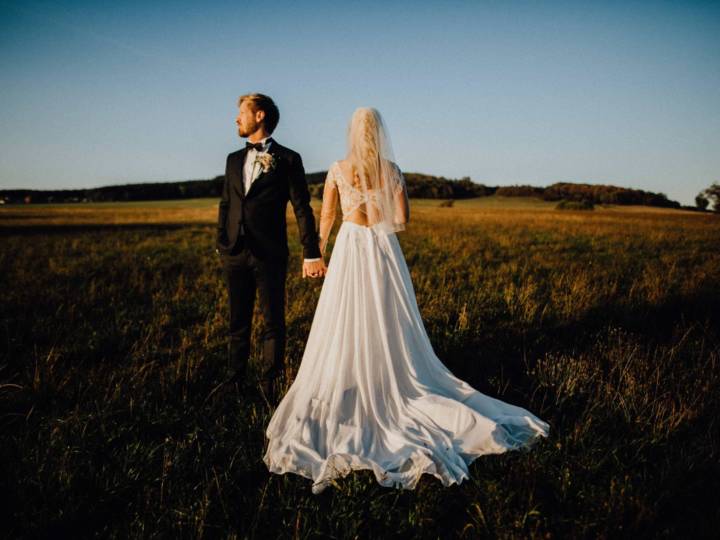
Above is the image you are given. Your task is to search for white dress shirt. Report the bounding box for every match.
[243,137,321,263]
[243,136,272,195]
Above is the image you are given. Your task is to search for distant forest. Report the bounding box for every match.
[0,172,683,209]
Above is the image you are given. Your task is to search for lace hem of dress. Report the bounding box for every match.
[263,420,548,495]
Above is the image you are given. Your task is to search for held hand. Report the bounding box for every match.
[303,259,327,279]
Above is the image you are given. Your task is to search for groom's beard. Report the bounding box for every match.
[237,124,257,138]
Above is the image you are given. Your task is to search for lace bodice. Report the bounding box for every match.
[318,161,408,254]
[327,161,387,216]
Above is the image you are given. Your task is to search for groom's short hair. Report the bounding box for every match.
[238,93,280,134]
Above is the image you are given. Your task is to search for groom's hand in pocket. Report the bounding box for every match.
[303,259,327,279]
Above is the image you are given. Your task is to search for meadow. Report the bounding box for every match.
[1,197,719,538]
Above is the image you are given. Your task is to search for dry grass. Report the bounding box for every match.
[1,198,719,538]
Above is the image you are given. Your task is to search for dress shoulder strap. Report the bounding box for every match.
[323,161,339,188]
[333,161,346,184]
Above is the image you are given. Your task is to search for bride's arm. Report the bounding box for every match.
[393,166,410,225]
[318,167,339,255]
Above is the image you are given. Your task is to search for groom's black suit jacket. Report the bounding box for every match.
[216,140,321,261]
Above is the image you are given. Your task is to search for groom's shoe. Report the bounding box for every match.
[224,366,243,385]
[259,378,277,407]
[206,364,243,403]
[225,343,248,384]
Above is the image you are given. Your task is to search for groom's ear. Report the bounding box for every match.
[255,109,266,124]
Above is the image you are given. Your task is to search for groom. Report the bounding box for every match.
[216,93,327,404]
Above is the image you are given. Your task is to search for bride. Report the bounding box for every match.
[263,107,550,494]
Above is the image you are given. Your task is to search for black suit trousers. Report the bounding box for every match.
[221,242,287,384]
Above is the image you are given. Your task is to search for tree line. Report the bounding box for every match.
[2,172,710,211]
[496,182,679,208]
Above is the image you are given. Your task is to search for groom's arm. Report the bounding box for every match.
[216,154,231,250]
[287,151,322,260]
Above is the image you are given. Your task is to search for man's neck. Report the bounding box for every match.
[247,129,271,144]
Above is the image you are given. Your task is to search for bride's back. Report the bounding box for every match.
[333,158,407,228]
[336,159,374,226]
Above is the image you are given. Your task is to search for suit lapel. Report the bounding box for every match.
[231,148,248,198]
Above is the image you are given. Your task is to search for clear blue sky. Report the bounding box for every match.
[1,0,718,205]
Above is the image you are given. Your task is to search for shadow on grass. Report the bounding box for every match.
[440,289,719,402]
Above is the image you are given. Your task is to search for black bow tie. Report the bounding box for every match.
[245,141,265,151]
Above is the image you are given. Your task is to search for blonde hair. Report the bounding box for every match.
[346,107,383,190]
[238,93,280,133]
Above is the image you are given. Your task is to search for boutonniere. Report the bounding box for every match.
[254,152,277,174]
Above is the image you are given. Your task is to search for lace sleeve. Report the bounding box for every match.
[318,165,339,255]
[392,165,409,225]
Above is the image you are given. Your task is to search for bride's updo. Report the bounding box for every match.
[346,107,383,190]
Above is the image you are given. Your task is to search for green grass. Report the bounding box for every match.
[7,194,692,212]
[1,201,719,538]
[414,195,557,209]
[5,196,535,211]
[4,198,221,209]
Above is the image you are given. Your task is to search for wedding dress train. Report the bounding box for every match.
[263,216,550,494]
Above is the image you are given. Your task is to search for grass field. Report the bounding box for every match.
[1,196,719,538]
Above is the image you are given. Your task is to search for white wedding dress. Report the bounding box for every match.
[263,161,550,494]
